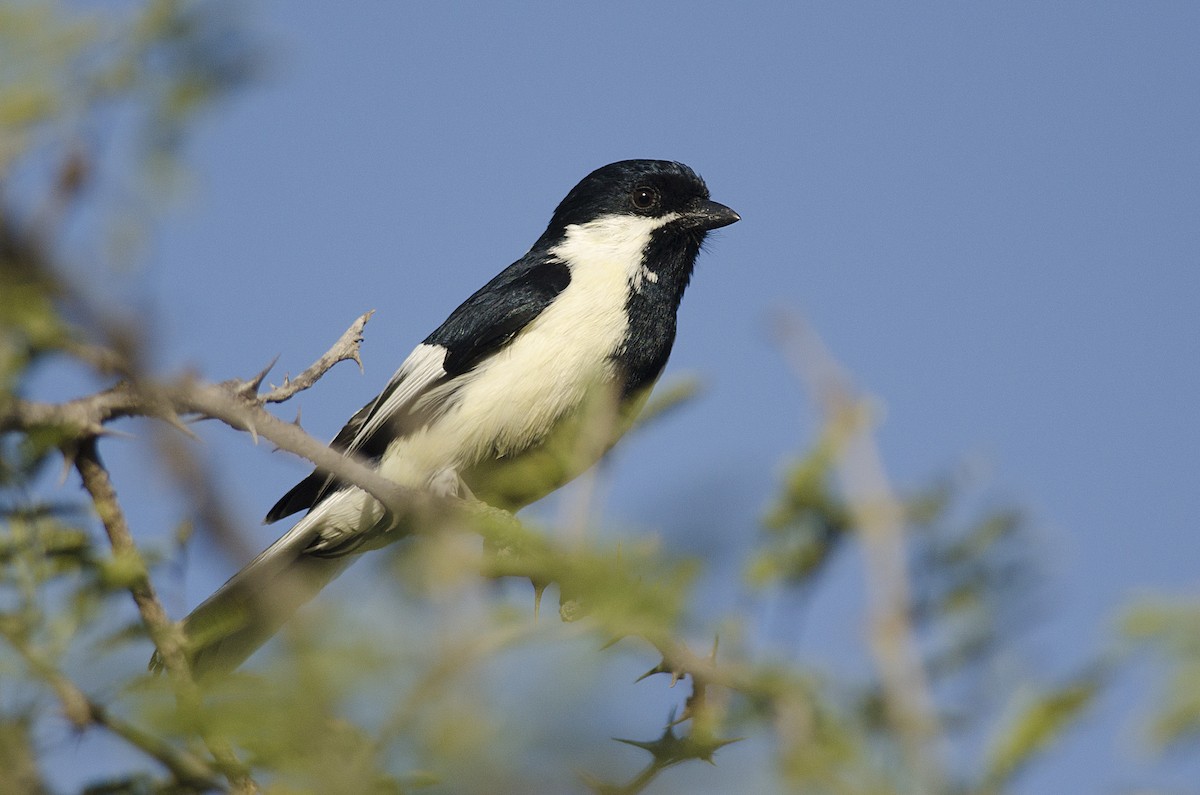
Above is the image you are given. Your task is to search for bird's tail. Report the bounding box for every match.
[151,519,355,679]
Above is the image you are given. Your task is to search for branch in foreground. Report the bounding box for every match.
[775,312,945,792]
[0,622,220,790]
[72,438,190,681]
[72,438,257,792]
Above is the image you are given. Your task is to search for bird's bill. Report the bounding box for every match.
[687,199,741,231]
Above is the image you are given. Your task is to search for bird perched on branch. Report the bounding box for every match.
[162,159,739,676]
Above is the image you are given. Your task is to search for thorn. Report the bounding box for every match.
[58,452,75,486]
[616,720,742,766]
[635,660,669,683]
[160,411,199,441]
[613,735,666,753]
[247,356,280,394]
[533,580,545,620]
[95,427,137,441]
[634,659,684,686]
[669,706,692,727]
[270,409,304,453]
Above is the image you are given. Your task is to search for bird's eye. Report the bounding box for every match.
[631,186,659,211]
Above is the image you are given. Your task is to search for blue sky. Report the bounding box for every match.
[44,2,1200,792]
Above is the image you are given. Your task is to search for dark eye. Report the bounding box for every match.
[631,186,659,211]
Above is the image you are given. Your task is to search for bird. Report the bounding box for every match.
[162,159,739,677]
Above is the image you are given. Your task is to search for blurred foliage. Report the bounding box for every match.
[752,436,849,587]
[1123,598,1200,751]
[1,2,1197,794]
[980,675,1101,792]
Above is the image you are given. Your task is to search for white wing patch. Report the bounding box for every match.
[348,342,448,454]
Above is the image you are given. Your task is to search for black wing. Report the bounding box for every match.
[264,256,571,523]
[429,255,571,376]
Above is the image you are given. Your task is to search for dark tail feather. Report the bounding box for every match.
[151,530,354,679]
[264,470,330,524]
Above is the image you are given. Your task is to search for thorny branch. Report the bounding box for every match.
[0,313,427,518]
[3,299,791,788]
[261,310,373,403]
[1,310,384,791]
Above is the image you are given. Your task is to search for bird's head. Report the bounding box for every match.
[546,159,739,239]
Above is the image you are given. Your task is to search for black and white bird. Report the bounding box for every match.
[168,159,739,676]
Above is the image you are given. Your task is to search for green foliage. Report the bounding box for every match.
[475,504,696,642]
[0,715,44,795]
[981,677,1101,790]
[1123,598,1200,750]
[751,438,849,587]
[0,215,69,404]
[0,3,97,169]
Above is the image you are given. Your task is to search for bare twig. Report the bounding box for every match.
[0,381,141,436]
[261,310,374,403]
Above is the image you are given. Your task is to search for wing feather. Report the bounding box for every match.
[264,344,449,522]
[265,256,572,524]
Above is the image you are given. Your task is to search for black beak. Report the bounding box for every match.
[687,199,741,231]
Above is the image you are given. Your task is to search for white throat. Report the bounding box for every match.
[552,212,680,290]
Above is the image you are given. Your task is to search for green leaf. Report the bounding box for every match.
[1121,598,1200,750]
[983,678,1098,788]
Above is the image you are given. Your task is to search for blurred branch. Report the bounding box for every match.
[0,621,220,791]
[72,438,190,681]
[0,717,47,795]
[72,437,257,793]
[775,312,945,791]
